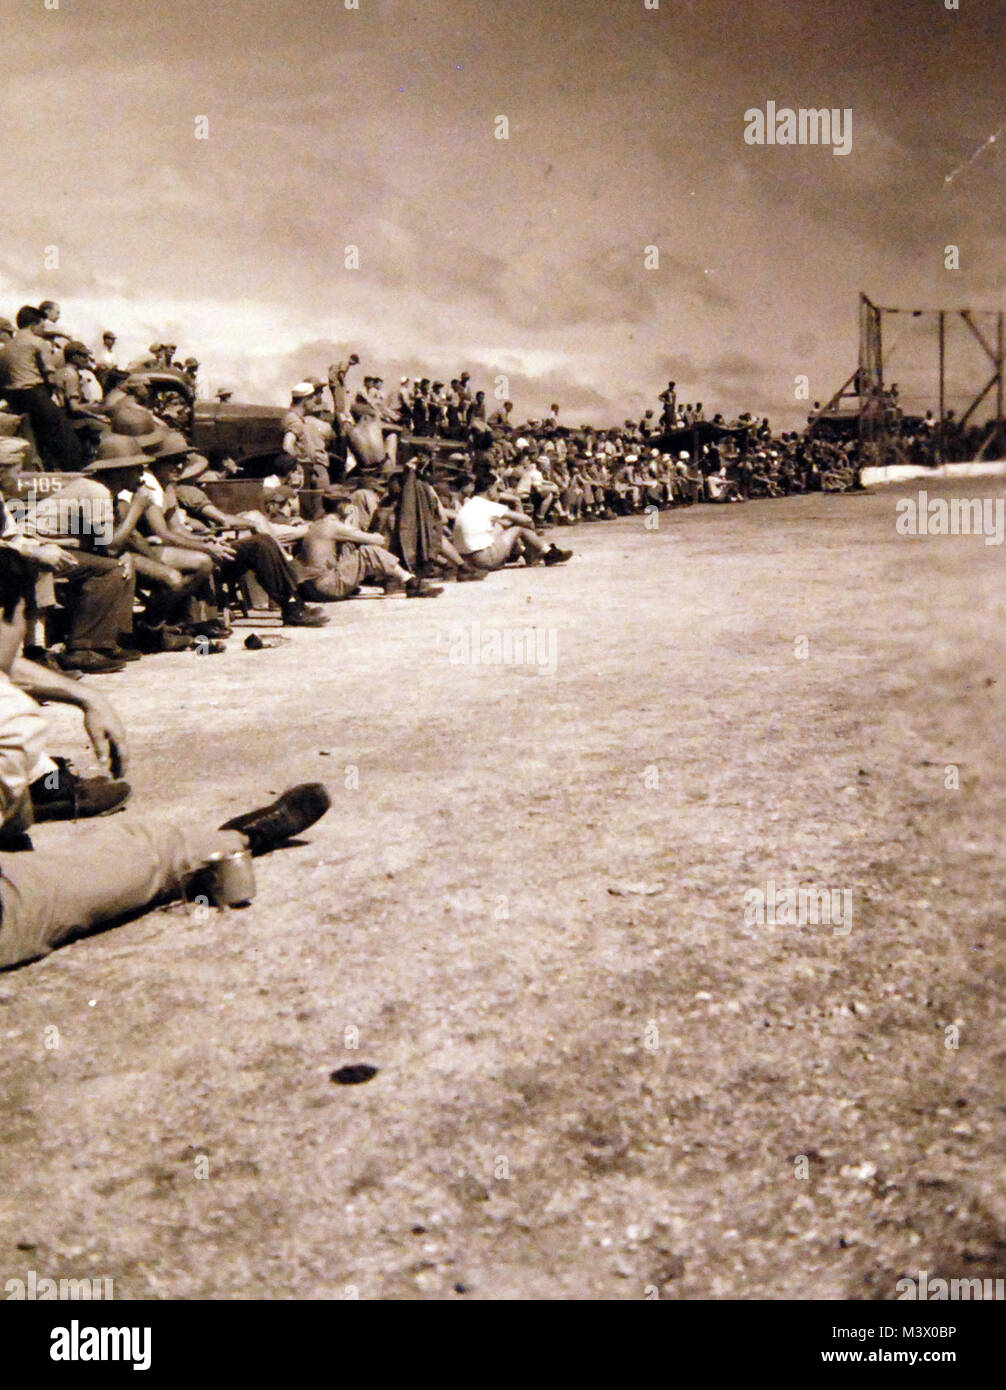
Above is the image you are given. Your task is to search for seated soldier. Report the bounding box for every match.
[705,465,741,502]
[0,547,330,969]
[560,458,588,522]
[80,443,209,648]
[452,473,571,571]
[544,454,574,523]
[515,456,560,524]
[615,458,644,513]
[0,626,132,841]
[674,452,702,505]
[136,433,328,630]
[154,443,329,627]
[0,437,136,673]
[292,492,443,602]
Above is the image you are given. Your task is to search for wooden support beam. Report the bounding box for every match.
[959,310,998,365]
[958,370,1000,429]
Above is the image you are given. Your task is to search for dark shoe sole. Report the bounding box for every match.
[220,783,331,854]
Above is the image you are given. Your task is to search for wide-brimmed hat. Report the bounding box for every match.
[145,430,192,463]
[107,397,166,446]
[83,434,152,472]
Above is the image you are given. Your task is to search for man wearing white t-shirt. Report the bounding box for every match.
[452,476,571,571]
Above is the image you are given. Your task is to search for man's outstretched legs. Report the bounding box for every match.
[0,815,241,967]
[0,784,330,969]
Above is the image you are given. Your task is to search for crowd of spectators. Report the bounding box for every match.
[0,315,882,708]
[0,311,987,965]
[807,380,1006,467]
[0,317,979,698]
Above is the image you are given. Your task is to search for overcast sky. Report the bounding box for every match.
[2,0,1003,425]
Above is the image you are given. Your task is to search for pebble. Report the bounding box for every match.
[331,1064,379,1085]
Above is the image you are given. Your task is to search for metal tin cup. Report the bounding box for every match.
[201,849,256,907]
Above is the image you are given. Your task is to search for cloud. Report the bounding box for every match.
[1,0,1003,430]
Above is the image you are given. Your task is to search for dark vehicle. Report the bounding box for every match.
[122,380,289,476]
[124,368,195,432]
[191,400,289,475]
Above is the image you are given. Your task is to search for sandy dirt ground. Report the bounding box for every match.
[1,479,1003,1300]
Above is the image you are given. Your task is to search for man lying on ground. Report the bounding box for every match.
[0,548,331,969]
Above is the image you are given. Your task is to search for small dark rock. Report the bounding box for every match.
[331,1064,378,1085]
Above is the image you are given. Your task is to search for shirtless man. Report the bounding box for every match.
[293,494,442,601]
